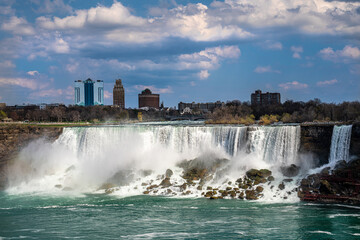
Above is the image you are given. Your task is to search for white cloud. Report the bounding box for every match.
[317,79,338,86]
[1,16,35,35]
[0,77,38,90]
[198,70,210,79]
[133,85,173,94]
[36,0,73,14]
[104,90,112,99]
[254,66,281,73]
[291,46,303,59]
[262,40,283,50]
[177,45,240,70]
[29,86,73,99]
[320,45,360,62]
[52,38,70,54]
[0,60,15,69]
[27,71,39,76]
[279,81,308,90]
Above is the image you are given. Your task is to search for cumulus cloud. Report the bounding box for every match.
[0,77,38,90]
[317,79,338,86]
[133,85,173,94]
[291,46,303,59]
[279,81,308,90]
[198,70,210,79]
[27,71,39,76]
[254,66,281,73]
[319,45,360,62]
[1,16,35,35]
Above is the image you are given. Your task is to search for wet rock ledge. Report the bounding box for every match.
[0,124,63,189]
[298,158,360,205]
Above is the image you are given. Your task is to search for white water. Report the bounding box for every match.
[6,124,304,201]
[329,125,352,164]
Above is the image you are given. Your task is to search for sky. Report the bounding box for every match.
[0,0,359,108]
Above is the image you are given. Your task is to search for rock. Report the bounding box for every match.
[256,186,264,192]
[197,185,202,190]
[105,188,115,194]
[98,183,116,190]
[236,178,243,183]
[267,176,275,181]
[229,190,236,198]
[283,179,293,183]
[143,191,150,194]
[281,164,300,177]
[165,169,173,178]
[278,183,285,190]
[320,167,331,175]
[239,192,244,199]
[205,191,214,198]
[55,184,62,189]
[210,196,218,200]
[167,189,172,194]
[334,160,347,170]
[141,182,147,186]
[245,190,258,200]
[259,169,272,178]
[180,183,187,191]
[207,186,213,190]
[226,187,232,191]
[147,184,158,190]
[160,177,172,187]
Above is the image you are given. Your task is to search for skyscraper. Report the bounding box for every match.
[74,78,104,106]
[113,79,125,109]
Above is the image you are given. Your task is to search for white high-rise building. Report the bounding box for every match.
[74,78,104,106]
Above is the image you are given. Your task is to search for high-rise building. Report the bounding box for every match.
[113,79,125,109]
[251,90,281,105]
[138,88,159,109]
[74,78,104,106]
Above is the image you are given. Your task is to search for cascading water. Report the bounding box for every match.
[247,126,300,166]
[6,123,303,201]
[329,125,352,164]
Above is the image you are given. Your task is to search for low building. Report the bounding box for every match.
[138,88,159,109]
[251,90,281,105]
[178,101,224,114]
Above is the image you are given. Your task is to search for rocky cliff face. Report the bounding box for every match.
[350,123,360,156]
[298,158,360,205]
[0,125,63,189]
[300,125,334,166]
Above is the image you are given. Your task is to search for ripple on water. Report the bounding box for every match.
[308,231,334,235]
[328,214,360,219]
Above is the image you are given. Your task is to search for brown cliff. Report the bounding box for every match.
[0,124,63,189]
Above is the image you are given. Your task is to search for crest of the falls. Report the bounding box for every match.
[329,125,352,164]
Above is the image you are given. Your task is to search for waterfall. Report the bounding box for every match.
[247,126,300,166]
[7,124,302,197]
[329,125,352,163]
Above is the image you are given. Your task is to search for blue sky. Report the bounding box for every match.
[0,0,359,108]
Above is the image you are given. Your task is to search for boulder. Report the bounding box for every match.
[245,190,258,200]
[160,177,172,187]
[165,169,173,178]
[280,164,300,177]
[278,183,285,190]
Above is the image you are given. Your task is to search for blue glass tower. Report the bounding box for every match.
[74,78,104,106]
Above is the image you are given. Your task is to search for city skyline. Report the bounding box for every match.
[0,0,359,107]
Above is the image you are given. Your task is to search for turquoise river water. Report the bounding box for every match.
[1,193,360,239]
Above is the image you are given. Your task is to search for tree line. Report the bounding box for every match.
[207,99,360,124]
